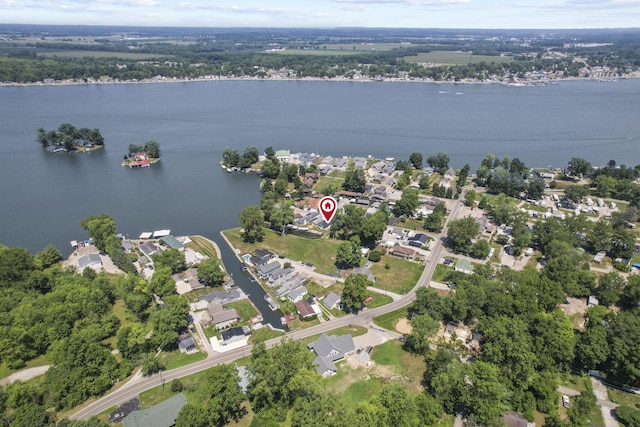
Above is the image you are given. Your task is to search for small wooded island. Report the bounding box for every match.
[122,140,161,168]
[36,123,104,153]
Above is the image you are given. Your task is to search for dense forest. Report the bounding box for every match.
[36,123,104,152]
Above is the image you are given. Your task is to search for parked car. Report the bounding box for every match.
[562,395,570,408]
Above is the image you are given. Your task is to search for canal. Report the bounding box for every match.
[214,234,286,330]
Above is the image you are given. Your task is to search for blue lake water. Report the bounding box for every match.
[1,79,639,256]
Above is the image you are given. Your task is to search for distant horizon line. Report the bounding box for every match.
[1,23,639,32]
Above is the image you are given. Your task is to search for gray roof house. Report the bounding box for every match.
[199,289,242,305]
[454,259,474,275]
[323,292,342,310]
[122,393,187,427]
[408,233,429,248]
[308,334,355,377]
[139,242,161,260]
[178,336,197,354]
[208,304,241,330]
[258,260,281,278]
[287,285,308,303]
[78,253,102,271]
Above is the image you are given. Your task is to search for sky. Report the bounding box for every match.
[1,0,640,29]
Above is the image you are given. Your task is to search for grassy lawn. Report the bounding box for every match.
[366,293,394,309]
[370,339,426,392]
[373,307,408,332]
[608,388,640,408]
[369,255,424,294]
[158,349,207,371]
[103,298,137,349]
[227,300,260,324]
[186,235,220,259]
[399,218,425,231]
[223,228,341,275]
[432,263,454,282]
[342,377,385,407]
[404,51,513,65]
[248,327,286,343]
[559,373,590,393]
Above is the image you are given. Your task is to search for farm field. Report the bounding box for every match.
[404,51,513,65]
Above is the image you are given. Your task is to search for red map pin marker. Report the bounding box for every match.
[319,196,338,223]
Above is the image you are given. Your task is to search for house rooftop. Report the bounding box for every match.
[122,393,187,427]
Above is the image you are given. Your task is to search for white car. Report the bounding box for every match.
[562,395,570,408]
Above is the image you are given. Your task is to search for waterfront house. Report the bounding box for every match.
[258,260,281,278]
[221,326,250,345]
[78,253,102,271]
[207,304,241,330]
[199,289,243,305]
[161,235,184,252]
[308,334,355,377]
[139,241,161,261]
[295,300,318,319]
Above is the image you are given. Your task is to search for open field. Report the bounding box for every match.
[269,43,409,56]
[370,339,425,392]
[369,255,424,295]
[223,228,341,276]
[373,307,409,332]
[404,51,513,65]
[39,51,167,59]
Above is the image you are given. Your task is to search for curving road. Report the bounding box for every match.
[72,194,466,420]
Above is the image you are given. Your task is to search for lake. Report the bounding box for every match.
[1,79,640,256]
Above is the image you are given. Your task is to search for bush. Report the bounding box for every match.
[368,250,382,262]
[616,406,640,427]
[170,379,184,392]
[495,234,509,246]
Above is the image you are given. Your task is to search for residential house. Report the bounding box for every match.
[288,286,308,303]
[296,300,319,319]
[78,253,102,271]
[207,304,241,330]
[408,233,429,248]
[454,259,474,275]
[323,292,342,310]
[161,235,184,252]
[503,411,535,427]
[391,246,415,260]
[122,393,187,427]
[221,326,250,345]
[139,241,161,261]
[172,268,203,294]
[258,260,281,278]
[199,289,243,305]
[275,149,291,162]
[121,240,134,253]
[249,249,274,268]
[353,157,367,169]
[308,334,355,377]
[178,336,197,354]
[444,167,456,181]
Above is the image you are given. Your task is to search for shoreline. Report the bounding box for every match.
[2,73,638,88]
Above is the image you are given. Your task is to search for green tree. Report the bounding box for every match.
[143,139,161,158]
[470,239,490,259]
[343,165,366,193]
[240,206,265,243]
[197,258,224,286]
[615,406,640,427]
[34,244,61,268]
[342,273,370,312]
[409,152,423,168]
[222,148,240,167]
[563,184,589,204]
[335,239,361,270]
[149,266,176,297]
[151,249,186,274]
[80,214,117,252]
[377,382,418,427]
[462,361,510,424]
[567,157,592,178]
[194,364,246,426]
[427,152,450,171]
[392,189,419,217]
[445,216,480,254]
[141,352,166,376]
[269,206,294,234]
[419,174,431,189]
[405,313,439,355]
[596,272,625,307]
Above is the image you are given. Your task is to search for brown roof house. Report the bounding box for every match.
[391,245,415,260]
[207,303,241,330]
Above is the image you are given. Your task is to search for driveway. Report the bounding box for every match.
[591,377,620,427]
[0,365,50,385]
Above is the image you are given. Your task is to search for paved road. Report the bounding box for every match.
[72,195,467,420]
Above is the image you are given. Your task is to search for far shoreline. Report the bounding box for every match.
[2,73,639,89]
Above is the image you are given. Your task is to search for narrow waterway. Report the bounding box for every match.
[214,234,285,330]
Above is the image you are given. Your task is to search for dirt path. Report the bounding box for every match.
[395,318,412,334]
[0,365,50,385]
[591,377,620,427]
